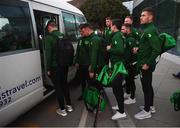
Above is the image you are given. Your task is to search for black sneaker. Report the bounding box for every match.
[172,73,180,79]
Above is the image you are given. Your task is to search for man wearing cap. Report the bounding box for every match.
[45,20,73,117]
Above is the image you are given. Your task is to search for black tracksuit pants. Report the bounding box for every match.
[140,68,154,112]
[51,66,71,110]
[111,73,124,113]
[125,64,136,99]
[76,65,89,94]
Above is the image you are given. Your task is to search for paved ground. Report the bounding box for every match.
[8,78,117,127]
[8,53,180,127]
[105,53,180,127]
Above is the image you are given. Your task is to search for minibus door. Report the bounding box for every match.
[33,10,58,90]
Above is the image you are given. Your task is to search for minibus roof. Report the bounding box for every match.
[31,0,83,15]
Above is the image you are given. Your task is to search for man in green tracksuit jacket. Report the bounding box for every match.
[103,17,113,45]
[106,19,127,120]
[121,23,138,105]
[74,25,91,100]
[124,15,141,44]
[89,32,106,75]
[134,7,161,120]
[76,23,106,111]
[45,20,73,117]
[45,28,64,73]
[79,23,106,79]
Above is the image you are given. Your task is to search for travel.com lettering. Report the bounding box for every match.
[0,76,41,108]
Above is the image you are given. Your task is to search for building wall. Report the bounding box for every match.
[133,0,180,56]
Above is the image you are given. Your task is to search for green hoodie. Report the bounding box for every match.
[44,30,64,70]
[137,23,161,71]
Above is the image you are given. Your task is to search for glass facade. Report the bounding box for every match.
[133,0,180,56]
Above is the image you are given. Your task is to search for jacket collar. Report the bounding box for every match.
[141,22,154,29]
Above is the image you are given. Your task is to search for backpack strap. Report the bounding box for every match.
[155,30,164,64]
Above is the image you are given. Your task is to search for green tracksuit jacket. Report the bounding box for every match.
[75,33,106,72]
[137,23,161,71]
[132,27,141,42]
[44,30,64,70]
[103,27,112,45]
[74,36,91,65]
[108,31,125,65]
[89,33,106,72]
[124,33,137,65]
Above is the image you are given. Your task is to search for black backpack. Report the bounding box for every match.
[55,37,74,66]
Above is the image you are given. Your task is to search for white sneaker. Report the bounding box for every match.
[112,111,127,120]
[134,110,151,120]
[124,98,136,104]
[124,92,130,99]
[56,109,67,116]
[66,105,73,112]
[139,106,156,113]
[112,105,119,110]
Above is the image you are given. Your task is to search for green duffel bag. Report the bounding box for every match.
[97,61,128,87]
[170,90,180,111]
[82,86,106,111]
[159,33,176,53]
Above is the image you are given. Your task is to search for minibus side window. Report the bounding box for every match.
[75,15,86,39]
[62,12,77,41]
[0,1,34,53]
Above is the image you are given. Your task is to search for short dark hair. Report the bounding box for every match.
[106,17,112,20]
[79,23,93,30]
[125,15,133,21]
[111,19,122,30]
[122,23,132,29]
[142,7,155,18]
